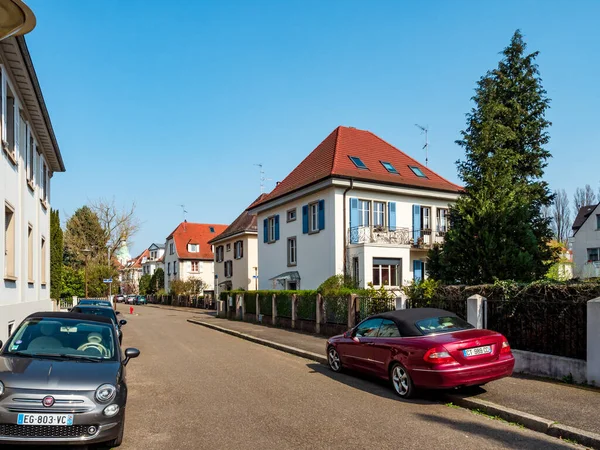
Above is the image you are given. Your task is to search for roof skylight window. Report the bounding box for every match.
[409,166,427,178]
[349,156,367,169]
[381,161,398,174]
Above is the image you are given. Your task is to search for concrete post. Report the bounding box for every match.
[272,294,277,325]
[256,294,261,323]
[238,294,245,320]
[316,294,322,334]
[348,294,357,329]
[291,294,297,329]
[395,295,407,310]
[467,294,485,329]
[587,297,600,385]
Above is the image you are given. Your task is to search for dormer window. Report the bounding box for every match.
[349,156,367,169]
[381,161,398,174]
[409,165,427,178]
[188,243,199,253]
[209,227,215,233]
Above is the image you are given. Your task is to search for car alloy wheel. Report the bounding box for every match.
[328,347,342,372]
[391,363,414,398]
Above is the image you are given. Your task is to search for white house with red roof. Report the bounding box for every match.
[0,36,65,343]
[571,203,600,278]
[164,221,228,293]
[208,195,265,292]
[248,126,461,291]
[141,243,165,277]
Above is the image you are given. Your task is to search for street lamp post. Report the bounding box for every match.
[82,248,91,298]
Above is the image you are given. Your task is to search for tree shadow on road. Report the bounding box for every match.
[306,363,444,405]
[414,413,577,450]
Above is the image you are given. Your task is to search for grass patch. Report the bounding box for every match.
[445,402,460,409]
[470,408,524,429]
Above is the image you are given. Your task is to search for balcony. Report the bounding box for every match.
[348,226,446,249]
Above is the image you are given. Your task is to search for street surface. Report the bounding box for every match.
[117,306,581,450]
[4,305,583,450]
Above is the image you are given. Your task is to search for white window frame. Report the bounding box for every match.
[373,201,386,227]
[309,202,319,232]
[358,200,370,227]
[287,237,297,267]
[421,206,431,230]
[437,208,448,233]
[287,208,297,222]
[191,261,199,273]
[372,261,400,287]
[188,243,199,253]
[234,241,243,259]
[169,243,174,255]
[268,217,276,243]
[4,202,16,279]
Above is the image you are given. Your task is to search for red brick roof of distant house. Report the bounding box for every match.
[127,249,149,269]
[208,194,267,245]
[250,126,462,209]
[166,221,228,260]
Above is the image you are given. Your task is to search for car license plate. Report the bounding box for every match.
[463,345,492,357]
[17,413,74,426]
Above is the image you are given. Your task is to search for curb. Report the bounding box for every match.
[187,319,328,365]
[444,395,600,449]
[189,318,599,449]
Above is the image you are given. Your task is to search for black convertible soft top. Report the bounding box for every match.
[25,311,114,325]
[370,308,458,337]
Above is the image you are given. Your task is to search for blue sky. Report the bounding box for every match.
[26,0,600,256]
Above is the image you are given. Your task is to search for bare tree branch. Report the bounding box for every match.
[89,197,141,264]
[573,184,597,216]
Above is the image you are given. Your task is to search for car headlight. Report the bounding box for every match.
[103,404,120,417]
[0,381,4,397]
[95,384,116,403]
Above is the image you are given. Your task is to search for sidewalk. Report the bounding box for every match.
[185,312,600,447]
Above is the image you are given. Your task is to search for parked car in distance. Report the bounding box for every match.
[136,296,147,305]
[77,299,113,309]
[114,295,125,303]
[326,308,515,399]
[71,305,127,345]
[0,312,140,447]
[126,296,137,305]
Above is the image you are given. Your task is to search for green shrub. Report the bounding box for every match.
[297,291,318,320]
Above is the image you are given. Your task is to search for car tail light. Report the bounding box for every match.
[423,346,456,364]
[500,340,511,354]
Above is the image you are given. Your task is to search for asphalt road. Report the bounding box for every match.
[104,305,583,450]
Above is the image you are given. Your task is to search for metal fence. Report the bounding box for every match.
[407,297,467,320]
[485,300,587,360]
[356,297,395,322]
[324,297,349,325]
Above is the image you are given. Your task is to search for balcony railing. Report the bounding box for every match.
[348,226,446,248]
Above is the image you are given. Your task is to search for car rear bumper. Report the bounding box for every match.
[410,356,515,389]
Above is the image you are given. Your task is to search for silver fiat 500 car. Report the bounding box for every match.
[0,312,140,447]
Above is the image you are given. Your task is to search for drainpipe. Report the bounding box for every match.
[342,179,354,278]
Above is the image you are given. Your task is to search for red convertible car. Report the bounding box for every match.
[326,308,514,398]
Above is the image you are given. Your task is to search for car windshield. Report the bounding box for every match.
[2,317,117,361]
[71,307,116,324]
[415,316,474,335]
[78,300,112,307]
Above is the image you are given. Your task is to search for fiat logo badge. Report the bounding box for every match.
[42,396,55,407]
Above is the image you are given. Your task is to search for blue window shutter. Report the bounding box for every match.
[263,218,268,243]
[318,200,325,230]
[349,198,359,244]
[388,202,396,231]
[302,205,309,234]
[413,260,423,282]
[275,215,280,241]
[412,204,421,242]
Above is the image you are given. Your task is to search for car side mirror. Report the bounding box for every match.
[123,347,140,365]
[119,319,127,326]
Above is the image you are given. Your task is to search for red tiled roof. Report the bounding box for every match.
[208,194,266,244]
[127,249,149,269]
[251,126,461,208]
[166,222,228,260]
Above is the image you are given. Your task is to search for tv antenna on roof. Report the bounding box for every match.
[415,124,429,167]
[253,163,272,194]
[179,205,188,230]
